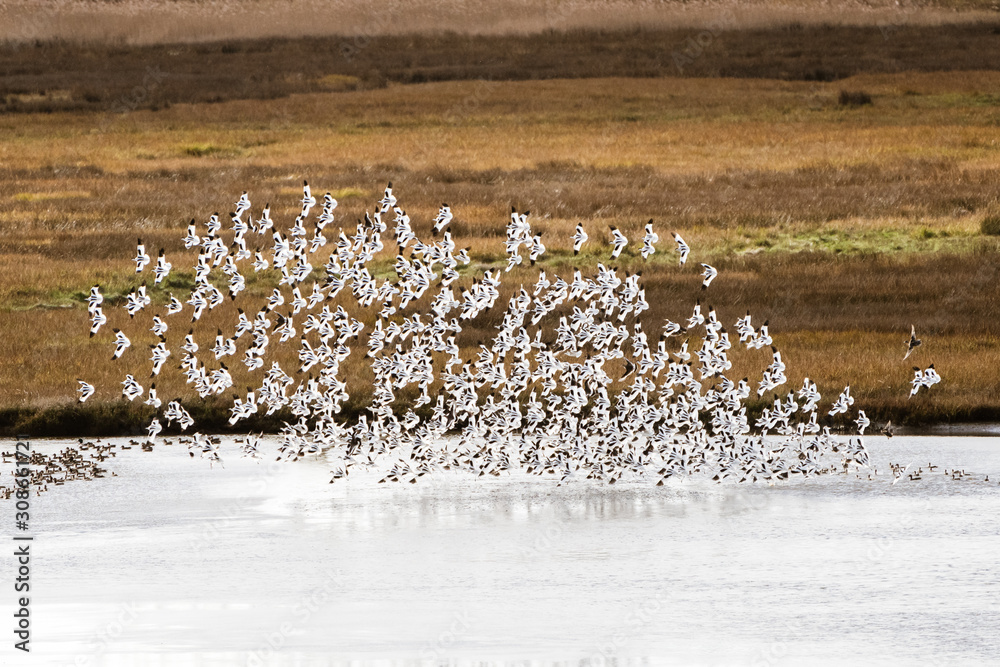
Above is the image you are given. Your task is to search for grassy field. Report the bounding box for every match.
[2,28,1000,435]
[5,22,1000,115]
[2,1,998,47]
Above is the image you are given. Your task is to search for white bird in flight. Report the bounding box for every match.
[700,263,717,290]
[855,410,870,435]
[572,223,588,255]
[133,238,150,273]
[672,232,690,266]
[301,181,317,214]
[641,220,658,260]
[153,249,171,284]
[609,226,628,259]
[433,204,453,236]
[112,329,131,360]
[89,307,107,337]
[77,380,95,403]
[86,284,103,311]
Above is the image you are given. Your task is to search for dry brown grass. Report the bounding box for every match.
[4,74,1000,217]
[1,68,999,431]
[2,1,997,47]
[4,252,997,433]
[4,22,1000,115]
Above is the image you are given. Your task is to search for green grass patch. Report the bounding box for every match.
[181,143,241,158]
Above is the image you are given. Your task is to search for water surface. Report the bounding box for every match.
[2,435,998,666]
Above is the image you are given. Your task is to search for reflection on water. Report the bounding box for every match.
[1,435,998,666]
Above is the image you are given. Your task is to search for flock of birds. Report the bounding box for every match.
[0,440,116,498]
[72,181,947,486]
[887,461,991,486]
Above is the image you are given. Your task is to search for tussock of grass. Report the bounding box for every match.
[181,143,240,158]
[316,74,360,92]
[981,213,1000,236]
[838,90,873,107]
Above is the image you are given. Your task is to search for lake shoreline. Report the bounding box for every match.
[3,401,999,439]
